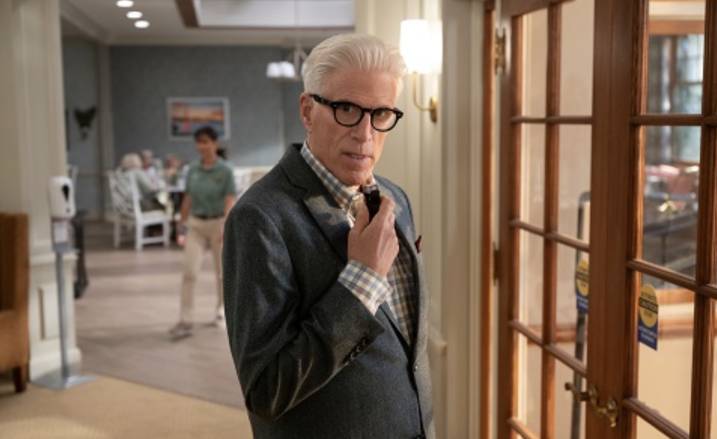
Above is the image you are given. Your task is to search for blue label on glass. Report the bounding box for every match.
[638,285,659,350]
[638,318,658,350]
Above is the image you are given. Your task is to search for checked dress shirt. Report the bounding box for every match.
[300,143,418,344]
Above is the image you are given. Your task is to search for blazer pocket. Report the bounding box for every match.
[414,235,423,254]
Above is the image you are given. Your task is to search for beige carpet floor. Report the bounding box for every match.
[0,374,253,439]
[76,222,245,409]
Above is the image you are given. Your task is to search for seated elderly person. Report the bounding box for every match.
[141,149,165,189]
[119,153,165,212]
[162,154,184,187]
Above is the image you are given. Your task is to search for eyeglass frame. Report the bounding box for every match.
[309,94,404,132]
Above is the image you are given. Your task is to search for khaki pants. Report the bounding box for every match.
[180,216,223,323]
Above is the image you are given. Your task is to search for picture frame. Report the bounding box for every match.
[167,97,230,141]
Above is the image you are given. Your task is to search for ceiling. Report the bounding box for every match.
[61,0,353,46]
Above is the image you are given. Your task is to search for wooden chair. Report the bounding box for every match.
[106,170,170,251]
[0,213,29,393]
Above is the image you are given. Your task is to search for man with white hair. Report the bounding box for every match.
[223,33,434,438]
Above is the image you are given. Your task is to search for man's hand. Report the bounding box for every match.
[347,196,399,278]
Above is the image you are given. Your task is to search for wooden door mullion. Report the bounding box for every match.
[589,0,646,437]
[541,4,561,439]
[690,295,715,438]
[624,1,650,438]
[498,13,524,439]
[688,1,717,437]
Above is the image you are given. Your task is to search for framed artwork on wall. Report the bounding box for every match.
[167,97,230,141]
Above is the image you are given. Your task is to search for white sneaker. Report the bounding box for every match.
[169,321,193,339]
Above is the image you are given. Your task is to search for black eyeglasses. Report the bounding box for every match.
[310,94,403,132]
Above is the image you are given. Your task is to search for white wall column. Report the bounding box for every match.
[440,1,486,437]
[0,0,82,380]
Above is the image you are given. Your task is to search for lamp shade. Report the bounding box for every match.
[266,62,282,78]
[400,19,442,75]
[279,61,296,78]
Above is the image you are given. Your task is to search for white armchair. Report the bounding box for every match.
[106,170,170,250]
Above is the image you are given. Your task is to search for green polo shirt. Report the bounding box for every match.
[185,159,236,217]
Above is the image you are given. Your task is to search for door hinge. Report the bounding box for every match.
[492,244,500,283]
[494,28,506,74]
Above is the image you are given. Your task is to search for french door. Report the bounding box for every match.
[497,0,717,438]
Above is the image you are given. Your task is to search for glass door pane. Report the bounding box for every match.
[521,124,546,227]
[558,125,591,242]
[556,244,589,363]
[647,1,705,115]
[560,0,594,115]
[555,361,587,439]
[522,8,548,117]
[636,276,695,433]
[642,125,700,275]
[518,334,543,435]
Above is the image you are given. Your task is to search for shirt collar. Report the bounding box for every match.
[198,158,222,171]
[300,142,368,212]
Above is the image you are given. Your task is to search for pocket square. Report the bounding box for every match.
[414,235,422,253]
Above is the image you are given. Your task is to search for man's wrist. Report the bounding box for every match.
[338,260,391,315]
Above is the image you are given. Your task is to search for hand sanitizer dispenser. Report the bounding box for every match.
[47,176,75,250]
[48,176,76,219]
[35,176,94,390]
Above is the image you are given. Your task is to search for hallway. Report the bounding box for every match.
[75,223,244,409]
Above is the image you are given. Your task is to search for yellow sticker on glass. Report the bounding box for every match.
[575,259,589,296]
[575,258,589,313]
[638,284,659,350]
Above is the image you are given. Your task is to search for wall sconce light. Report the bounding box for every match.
[266,45,307,81]
[400,19,442,123]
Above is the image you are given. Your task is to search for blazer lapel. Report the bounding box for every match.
[279,145,351,262]
[303,193,350,262]
[412,249,428,363]
[376,181,424,352]
[395,218,428,363]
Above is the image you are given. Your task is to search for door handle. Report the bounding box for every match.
[593,398,619,428]
[564,382,595,403]
[564,382,619,428]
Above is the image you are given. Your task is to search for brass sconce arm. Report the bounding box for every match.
[411,73,438,123]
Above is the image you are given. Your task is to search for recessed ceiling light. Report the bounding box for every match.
[126,11,143,19]
[134,20,150,29]
[116,0,134,7]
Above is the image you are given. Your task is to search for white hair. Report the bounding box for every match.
[120,153,142,170]
[302,33,406,96]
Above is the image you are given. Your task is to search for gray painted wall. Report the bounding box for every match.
[282,80,306,146]
[63,37,103,216]
[110,46,305,167]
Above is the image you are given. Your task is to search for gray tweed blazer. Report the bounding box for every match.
[223,144,434,439]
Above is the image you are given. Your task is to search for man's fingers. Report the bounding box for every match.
[373,195,395,222]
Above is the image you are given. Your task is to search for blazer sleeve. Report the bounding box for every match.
[222,202,386,421]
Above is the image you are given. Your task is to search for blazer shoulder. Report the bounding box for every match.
[229,166,302,224]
